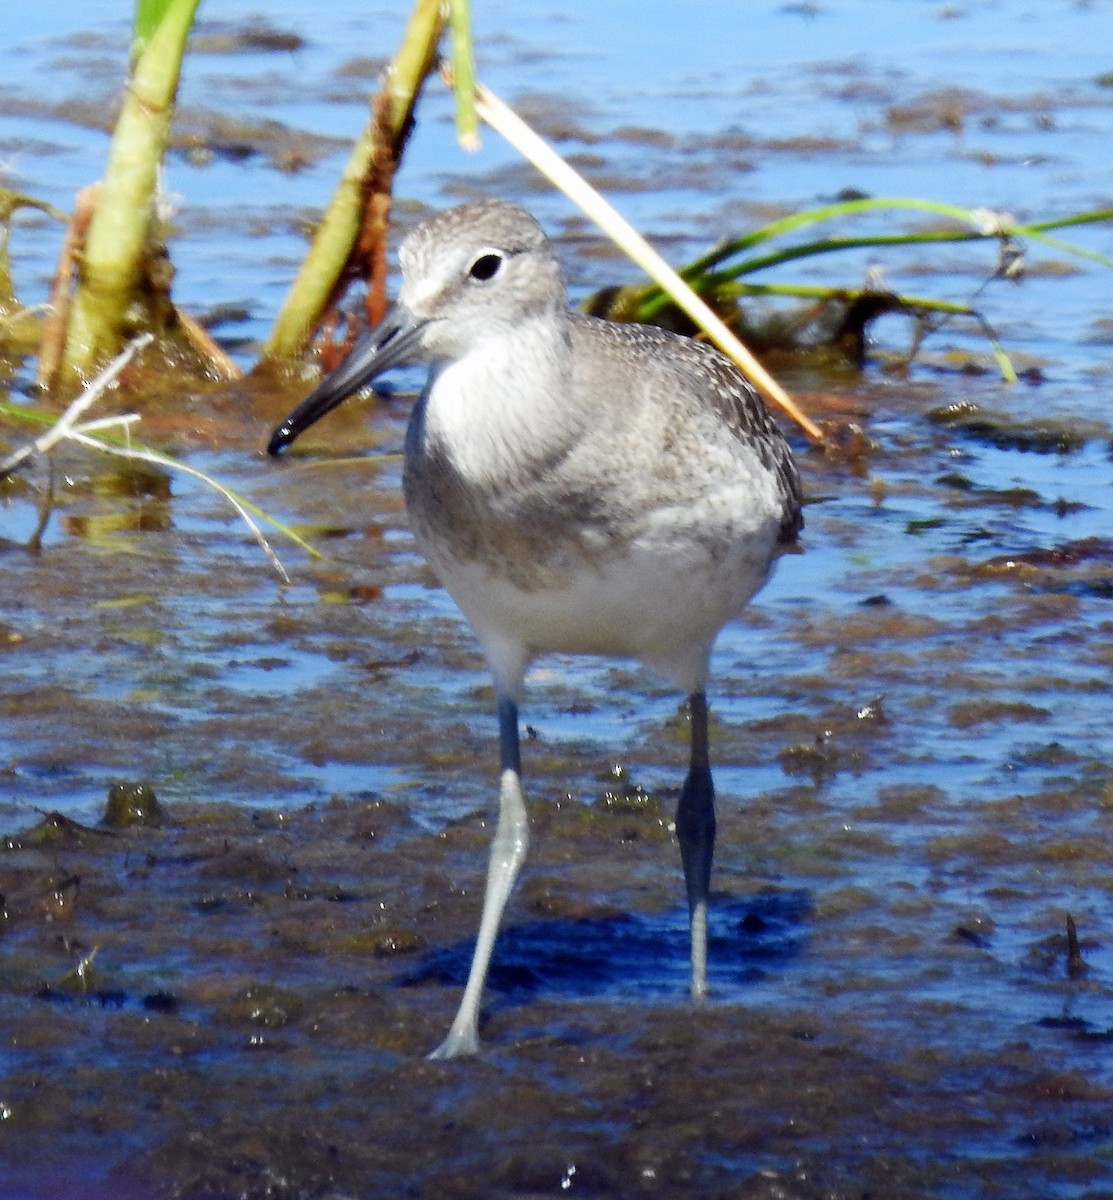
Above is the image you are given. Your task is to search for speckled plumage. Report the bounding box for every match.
[269,199,804,1058]
[394,202,802,698]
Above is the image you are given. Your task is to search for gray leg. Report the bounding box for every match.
[428,694,529,1059]
[676,690,715,1000]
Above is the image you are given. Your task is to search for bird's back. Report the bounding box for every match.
[565,313,803,548]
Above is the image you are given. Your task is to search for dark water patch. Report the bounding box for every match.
[35,984,180,1015]
[190,17,307,56]
[399,890,812,1003]
[928,400,1098,454]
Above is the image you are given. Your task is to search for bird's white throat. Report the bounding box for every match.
[420,314,577,487]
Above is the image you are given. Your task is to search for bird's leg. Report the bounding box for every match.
[676,689,715,1001]
[428,693,529,1059]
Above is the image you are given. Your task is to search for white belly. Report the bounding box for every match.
[421,515,780,699]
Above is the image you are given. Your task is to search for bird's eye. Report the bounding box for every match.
[468,252,504,282]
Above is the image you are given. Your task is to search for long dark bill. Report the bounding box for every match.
[267,305,427,456]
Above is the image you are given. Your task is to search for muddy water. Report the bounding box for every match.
[4,3,1113,1198]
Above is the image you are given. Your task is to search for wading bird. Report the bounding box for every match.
[268,200,803,1059]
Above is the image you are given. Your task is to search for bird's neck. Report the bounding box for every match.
[419,312,579,487]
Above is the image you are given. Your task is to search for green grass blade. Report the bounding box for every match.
[262,0,445,360]
[635,201,1113,323]
[683,199,1113,278]
[725,281,972,313]
[1013,229,1113,269]
[727,281,1018,382]
[1021,207,1113,234]
[683,197,987,275]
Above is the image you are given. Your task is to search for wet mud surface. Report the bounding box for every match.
[5,2,1113,1197]
[4,782,1113,1200]
[5,385,1113,1199]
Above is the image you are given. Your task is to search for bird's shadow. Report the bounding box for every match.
[396,889,813,1005]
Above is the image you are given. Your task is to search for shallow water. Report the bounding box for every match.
[3,3,1113,1198]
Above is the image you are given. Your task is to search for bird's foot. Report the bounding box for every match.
[426,1025,482,1061]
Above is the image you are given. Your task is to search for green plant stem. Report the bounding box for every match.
[262,0,445,361]
[448,0,479,150]
[133,0,175,58]
[61,0,201,380]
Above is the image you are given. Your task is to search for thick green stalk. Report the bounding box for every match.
[61,0,200,380]
[132,0,174,58]
[262,0,445,361]
[449,0,479,151]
